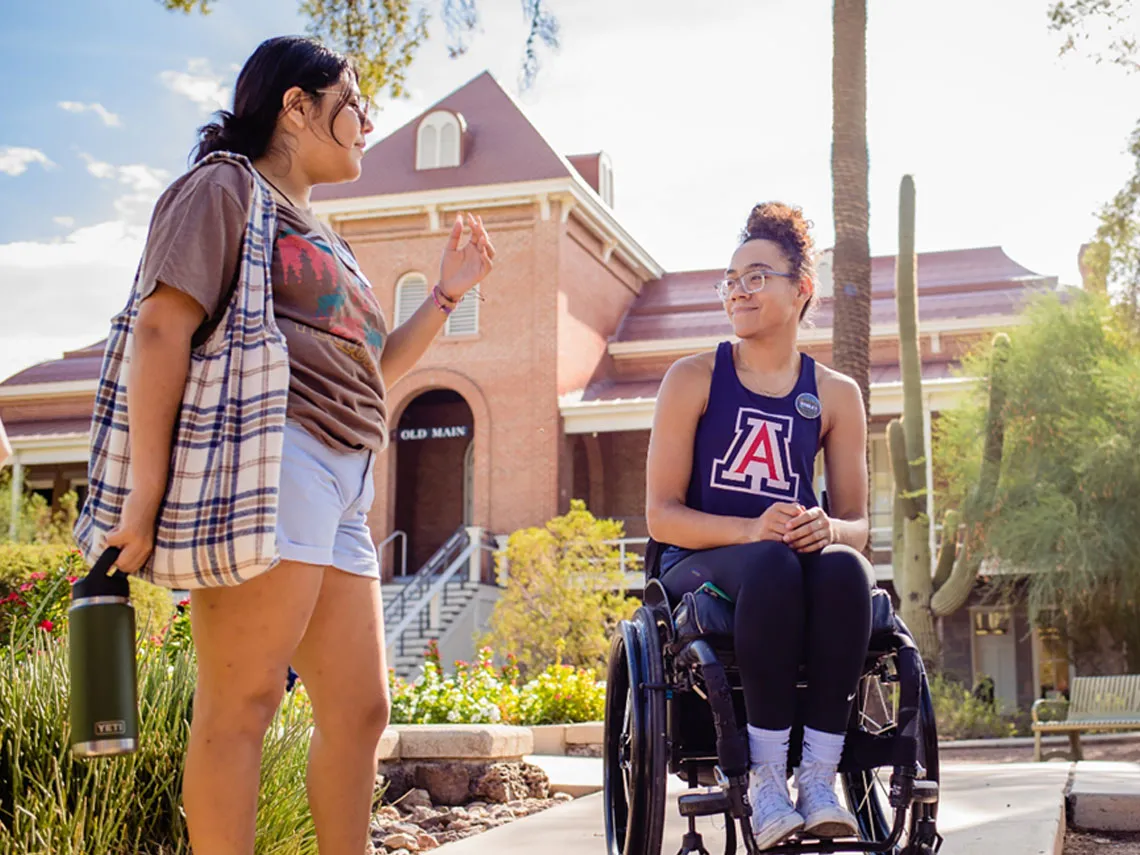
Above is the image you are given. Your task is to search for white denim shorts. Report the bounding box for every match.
[275,419,379,578]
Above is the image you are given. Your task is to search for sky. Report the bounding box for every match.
[1,0,1138,383]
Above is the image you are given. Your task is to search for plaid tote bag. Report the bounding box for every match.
[74,152,290,589]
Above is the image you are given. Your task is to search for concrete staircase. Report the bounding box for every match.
[383,578,482,680]
[383,526,498,682]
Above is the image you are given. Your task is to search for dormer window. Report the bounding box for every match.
[416,110,465,170]
[598,153,614,208]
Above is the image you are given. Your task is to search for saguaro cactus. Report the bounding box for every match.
[888,175,1008,664]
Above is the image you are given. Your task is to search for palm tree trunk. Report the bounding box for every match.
[831,0,872,421]
[832,0,873,557]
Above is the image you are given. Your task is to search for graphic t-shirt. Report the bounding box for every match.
[137,161,389,452]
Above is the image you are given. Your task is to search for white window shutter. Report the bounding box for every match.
[395,275,429,326]
[445,292,479,336]
[417,124,438,170]
[440,121,460,168]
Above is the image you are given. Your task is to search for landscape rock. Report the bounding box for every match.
[415,761,474,806]
[381,833,419,851]
[370,776,571,854]
[400,789,433,811]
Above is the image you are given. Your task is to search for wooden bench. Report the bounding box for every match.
[1031,674,1140,761]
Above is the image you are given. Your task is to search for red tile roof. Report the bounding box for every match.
[613,246,1057,343]
[1,341,104,387]
[312,72,571,201]
[581,362,962,403]
[4,417,91,438]
[567,153,602,194]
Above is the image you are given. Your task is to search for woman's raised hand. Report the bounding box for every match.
[438,212,495,301]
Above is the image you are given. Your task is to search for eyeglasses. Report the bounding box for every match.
[714,270,797,301]
[316,88,372,125]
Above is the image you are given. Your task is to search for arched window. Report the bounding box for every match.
[416,110,464,170]
[395,273,429,326]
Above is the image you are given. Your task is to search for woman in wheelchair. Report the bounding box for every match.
[645,202,874,850]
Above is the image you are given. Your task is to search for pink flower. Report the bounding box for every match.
[38,620,54,632]
[19,583,33,592]
[66,576,78,584]
[178,598,191,608]
[28,572,46,582]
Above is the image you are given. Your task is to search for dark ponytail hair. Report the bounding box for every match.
[194,35,355,163]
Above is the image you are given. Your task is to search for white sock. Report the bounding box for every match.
[748,725,791,768]
[802,727,845,769]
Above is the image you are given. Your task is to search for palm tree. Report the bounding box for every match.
[831,0,872,426]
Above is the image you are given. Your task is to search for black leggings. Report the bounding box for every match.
[662,541,873,734]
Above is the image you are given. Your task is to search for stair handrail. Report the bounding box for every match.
[376,530,408,579]
[386,540,477,659]
[383,527,469,625]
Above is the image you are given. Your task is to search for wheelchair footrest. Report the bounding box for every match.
[678,790,732,818]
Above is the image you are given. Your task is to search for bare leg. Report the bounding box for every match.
[183,560,324,855]
[291,569,389,855]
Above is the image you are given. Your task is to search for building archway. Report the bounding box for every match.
[393,388,474,574]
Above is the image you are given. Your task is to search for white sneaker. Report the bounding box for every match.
[794,762,858,838]
[749,762,805,850]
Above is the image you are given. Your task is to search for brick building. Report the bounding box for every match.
[0,72,1077,702]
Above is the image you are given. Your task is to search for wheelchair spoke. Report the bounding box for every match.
[621,699,635,807]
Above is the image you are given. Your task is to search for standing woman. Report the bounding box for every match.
[645,203,872,849]
[83,36,494,855]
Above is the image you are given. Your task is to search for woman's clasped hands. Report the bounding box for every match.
[752,502,834,553]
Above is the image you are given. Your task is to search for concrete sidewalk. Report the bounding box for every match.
[439,761,1072,854]
[1069,761,1140,832]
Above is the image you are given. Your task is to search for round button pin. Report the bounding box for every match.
[795,392,822,420]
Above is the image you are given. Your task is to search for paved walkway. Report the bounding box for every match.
[439,760,1073,854]
[1069,761,1140,832]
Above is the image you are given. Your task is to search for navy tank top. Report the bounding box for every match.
[684,341,822,518]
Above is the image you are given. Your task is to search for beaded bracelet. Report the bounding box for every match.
[432,285,457,315]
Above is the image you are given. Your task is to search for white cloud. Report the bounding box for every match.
[160,59,230,113]
[79,154,170,223]
[0,151,172,381]
[0,147,54,176]
[58,101,122,127]
[80,153,115,180]
[0,220,145,383]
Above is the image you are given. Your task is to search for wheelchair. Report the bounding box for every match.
[603,539,942,855]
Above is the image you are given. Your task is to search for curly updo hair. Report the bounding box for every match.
[738,202,818,322]
[194,36,357,164]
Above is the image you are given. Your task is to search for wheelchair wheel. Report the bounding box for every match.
[603,607,667,855]
[842,664,940,854]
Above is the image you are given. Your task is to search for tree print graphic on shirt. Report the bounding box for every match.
[275,225,387,367]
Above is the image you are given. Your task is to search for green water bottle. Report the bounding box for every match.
[68,547,139,758]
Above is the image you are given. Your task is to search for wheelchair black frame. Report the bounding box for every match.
[604,570,943,855]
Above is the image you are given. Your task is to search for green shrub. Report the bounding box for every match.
[390,644,518,725]
[0,470,77,546]
[0,634,322,855]
[0,544,175,647]
[389,641,604,726]
[483,501,639,678]
[518,657,605,725]
[929,673,1018,740]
